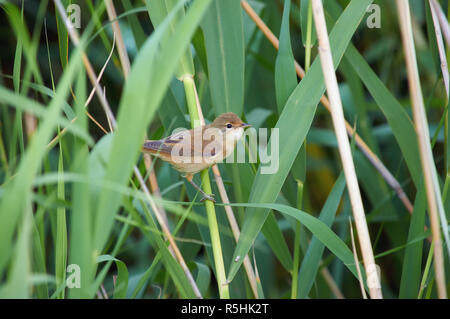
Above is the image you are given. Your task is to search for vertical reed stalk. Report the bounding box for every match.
[183,76,230,299]
[212,165,259,298]
[183,57,258,298]
[304,0,313,72]
[396,0,447,299]
[311,0,382,299]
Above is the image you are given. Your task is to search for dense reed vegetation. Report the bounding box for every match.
[0,0,449,299]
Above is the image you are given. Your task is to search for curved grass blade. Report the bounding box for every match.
[96,255,129,299]
[224,202,361,280]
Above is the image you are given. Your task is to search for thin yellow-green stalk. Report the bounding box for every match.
[183,76,230,299]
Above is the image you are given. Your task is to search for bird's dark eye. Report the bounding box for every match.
[226,123,232,129]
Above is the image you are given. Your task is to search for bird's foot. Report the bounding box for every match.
[200,193,216,203]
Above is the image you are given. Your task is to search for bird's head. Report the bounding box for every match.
[210,112,251,141]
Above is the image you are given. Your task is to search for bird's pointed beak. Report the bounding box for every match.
[241,123,251,128]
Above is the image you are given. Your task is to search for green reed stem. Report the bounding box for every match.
[304,0,313,72]
[183,76,230,299]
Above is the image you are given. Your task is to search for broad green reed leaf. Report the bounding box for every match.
[227,0,373,282]
[145,0,195,77]
[201,0,245,115]
[297,173,345,298]
[275,0,297,113]
[93,0,212,254]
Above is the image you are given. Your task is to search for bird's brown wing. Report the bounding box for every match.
[143,127,226,161]
[143,140,172,156]
[143,129,193,161]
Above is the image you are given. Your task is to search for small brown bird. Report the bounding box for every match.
[143,112,251,201]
